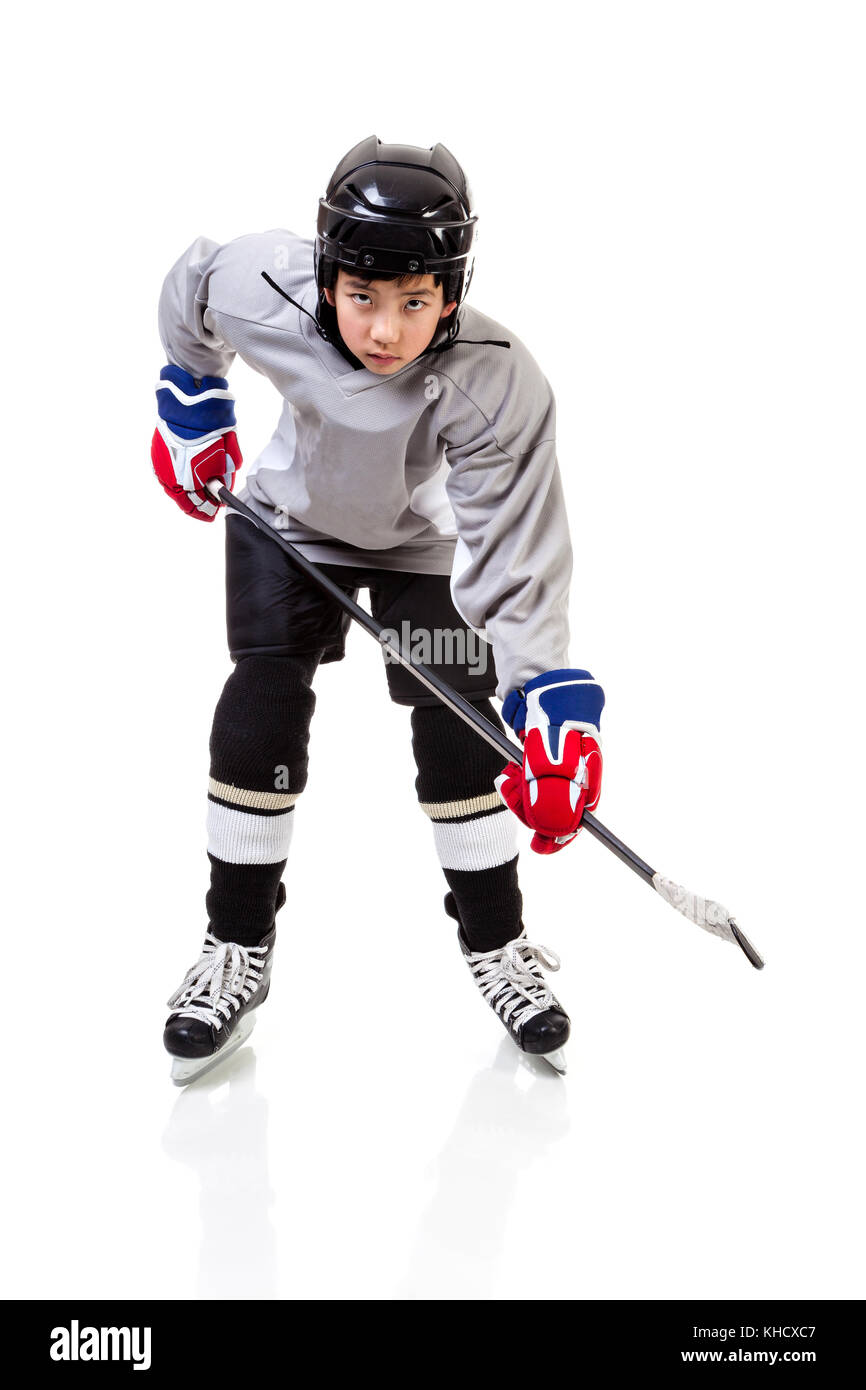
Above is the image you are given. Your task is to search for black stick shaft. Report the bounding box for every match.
[212,485,658,883]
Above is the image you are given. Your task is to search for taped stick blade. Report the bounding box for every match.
[652,873,764,970]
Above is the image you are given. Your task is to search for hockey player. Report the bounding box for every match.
[155,136,604,1083]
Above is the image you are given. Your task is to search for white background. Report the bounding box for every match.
[2,0,864,1301]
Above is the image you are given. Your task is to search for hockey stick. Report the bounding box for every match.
[206,481,764,970]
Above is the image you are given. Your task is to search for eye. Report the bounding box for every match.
[405,299,427,312]
[350,293,372,305]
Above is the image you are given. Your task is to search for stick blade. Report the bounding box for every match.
[652,873,764,970]
[729,920,764,970]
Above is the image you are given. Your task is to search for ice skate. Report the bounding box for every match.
[164,886,285,1085]
[445,892,570,1074]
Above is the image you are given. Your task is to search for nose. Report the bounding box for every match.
[371,309,398,346]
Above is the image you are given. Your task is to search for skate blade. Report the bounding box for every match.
[541,1048,567,1075]
[169,1014,256,1087]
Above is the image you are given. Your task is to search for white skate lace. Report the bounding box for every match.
[465,935,561,1030]
[166,934,269,1032]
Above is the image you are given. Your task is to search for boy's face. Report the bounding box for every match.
[324,269,457,374]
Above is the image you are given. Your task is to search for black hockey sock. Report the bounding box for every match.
[411,701,523,952]
[442,857,523,952]
[206,856,288,946]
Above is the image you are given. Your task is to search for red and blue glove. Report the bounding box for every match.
[151,365,242,522]
[495,669,604,855]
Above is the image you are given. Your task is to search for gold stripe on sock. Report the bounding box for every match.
[208,778,300,812]
[419,791,502,820]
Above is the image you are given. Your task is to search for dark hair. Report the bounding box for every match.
[335,267,445,292]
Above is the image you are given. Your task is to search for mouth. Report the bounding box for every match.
[368,352,400,363]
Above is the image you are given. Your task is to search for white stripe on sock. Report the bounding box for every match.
[431,807,518,871]
[207,800,295,864]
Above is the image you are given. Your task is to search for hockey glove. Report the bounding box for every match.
[151,365,242,522]
[495,669,604,855]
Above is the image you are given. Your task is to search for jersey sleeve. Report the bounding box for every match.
[158,236,236,381]
[443,343,573,700]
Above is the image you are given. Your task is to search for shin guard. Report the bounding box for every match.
[205,654,317,944]
[411,701,524,951]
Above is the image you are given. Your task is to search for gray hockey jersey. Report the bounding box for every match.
[158,230,573,698]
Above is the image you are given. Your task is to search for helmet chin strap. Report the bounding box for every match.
[260,270,333,343]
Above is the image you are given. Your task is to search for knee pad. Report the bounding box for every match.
[207,655,317,868]
[410,700,507,804]
[411,702,518,873]
[209,653,317,795]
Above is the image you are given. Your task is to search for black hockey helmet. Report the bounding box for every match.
[315,135,477,310]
